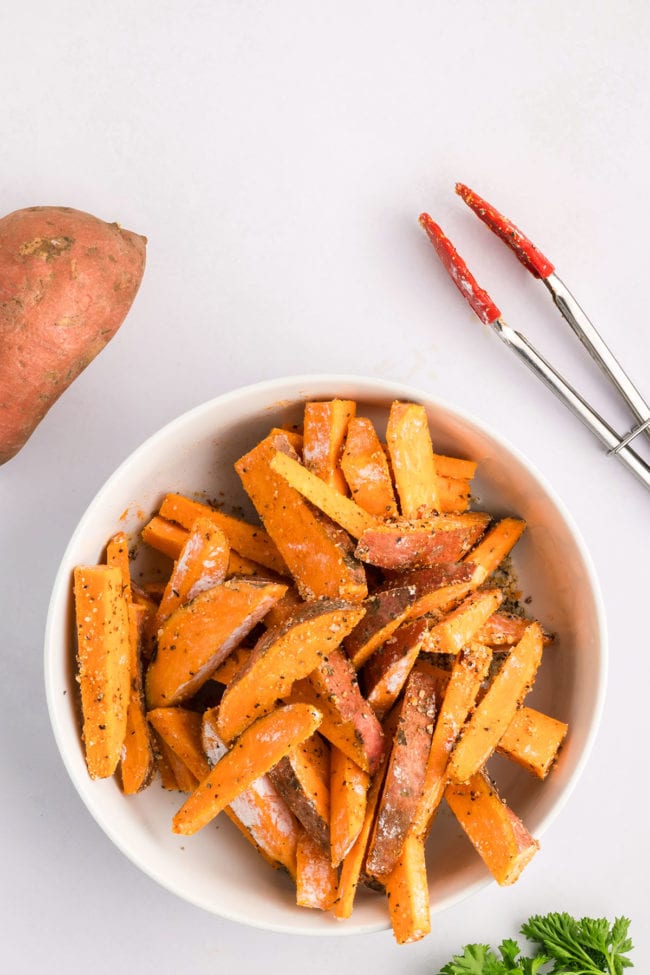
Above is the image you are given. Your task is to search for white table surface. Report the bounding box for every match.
[1,2,648,971]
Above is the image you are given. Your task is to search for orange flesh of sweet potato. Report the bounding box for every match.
[156,736,199,792]
[106,532,132,598]
[475,611,554,647]
[146,577,287,708]
[355,513,490,570]
[386,401,440,516]
[151,730,180,790]
[146,707,211,781]
[269,449,379,539]
[202,707,299,878]
[425,589,504,654]
[433,454,478,480]
[141,516,188,560]
[384,833,431,944]
[268,733,330,851]
[497,706,568,779]
[366,670,437,880]
[379,563,475,618]
[263,586,304,630]
[159,493,288,575]
[302,399,356,496]
[445,771,539,885]
[0,206,146,464]
[119,602,155,794]
[340,416,399,517]
[211,645,252,685]
[73,565,130,779]
[154,517,230,629]
[362,619,429,720]
[448,623,544,783]
[463,517,526,585]
[217,600,366,744]
[295,829,339,909]
[436,476,472,514]
[236,430,368,602]
[172,702,322,835]
[329,747,369,868]
[410,642,493,838]
[344,586,416,669]
[308,647,384,774]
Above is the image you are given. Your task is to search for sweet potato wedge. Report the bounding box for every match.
[210,645,252,685]
[344,586,416,669]
[384,834,431,944]
[295,829,339,909]
[433,454,478,480]
[362,619,429,719]
[73,565,130,779]
[119,602,155,794]
[172,702,322,835]
[268,733,330,851]
[302,399,356,496]
[355,513,490,570]
[147,706,211,781]
[216,600,365,744]
[141,515,188,560]
[159,493,288,575]
[463,516,526,585]
[497,706,568,779]
[425,589,504,654]
[366,670,437,880]
[236,430,368,602]
[436,475,472,514]
[448,623,544,783]
[475,611,554,647]
[341,416,399,518]
[445,771,539,885]
[386,401,440,516]
[154,516,230,629]
[329,747,369,868]
[308,647,384,774]
[145,577,287,708]
[202,708,299,877]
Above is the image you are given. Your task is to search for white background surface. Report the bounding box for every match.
[1,2,648,972]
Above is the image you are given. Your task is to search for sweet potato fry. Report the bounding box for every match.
[216,600,365,744]
[344,586,416,669]
[362,619,429,719]
[386,401,440,516]
[295,829,339,909]
[497,706,568,779]
[156,735,200,792]
[159,493,288,575]
[106,531,132,598]
[329,747,369,868]
[445,771,539,884]
[236,430,368,602]
[436,475,472,514]
[340,416,399,517]
[141,515,188,560]
[269,449,378,539]
[151,730,180,790]
[202,708,299,877]
[154,516,230,629]
[463,516,526,585]
[425,589,504,654]
[475,611,554,647]
[366,670,437,880]
[433,454,478,480]
[73,565,130,779]
[302,399,356,496]
[119,602,155,794]
[384,834,431,944]
[308,647,384,774]
[380,563,475,618]
[147,706,211,781]
[410,642,493,838]
[172,702,322,835]
[211,645,252,685]
[269,733,330,851]
[146,577,287,708]
[355,513,490,570]
[448,623,544,783]
[263,586,304,630]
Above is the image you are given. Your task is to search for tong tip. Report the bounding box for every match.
[419,213,501,326]
[455,183,555,280]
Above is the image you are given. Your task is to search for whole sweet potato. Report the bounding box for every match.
[0,205,146,463]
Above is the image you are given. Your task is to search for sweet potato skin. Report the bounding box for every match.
[0,206,146,463]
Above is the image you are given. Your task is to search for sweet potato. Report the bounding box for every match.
[445,771,539,885]
[340,416,399,517]
[497,706,568,779]
[0,206,146,464]
[141,516,189,560]
[295,829,339,910]
[463,517,526,585]
[145,577,287,708]
[425,589,504,654]
[268,734,330,851]
[236,430,368,602]
[432,454,477,480]
[344,586,416,669]
[386,401,440,516]
[172,702,322,835]
[146,707,211,781]
[362,619,429,719]
[302,399,356,495]
[385,834,431,944]
[329,747,369,867]
[355,513,490,570]
[154,516,230,629]
[216,600,366,744]
[475,611,554,647]
[380,563,475,618]
[120,602,155,794]
[73,565,130,779]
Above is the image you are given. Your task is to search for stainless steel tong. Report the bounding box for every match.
[419,185,650,490]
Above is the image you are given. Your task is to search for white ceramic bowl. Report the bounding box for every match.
[44,374,606,935]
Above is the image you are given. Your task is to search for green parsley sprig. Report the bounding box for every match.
[438,912,633,975]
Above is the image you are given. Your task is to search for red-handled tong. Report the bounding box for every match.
[420,187,650,490]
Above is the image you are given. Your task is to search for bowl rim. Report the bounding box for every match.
[44,372,608,935]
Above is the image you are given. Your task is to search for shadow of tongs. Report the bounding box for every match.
[419,185,650,490]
